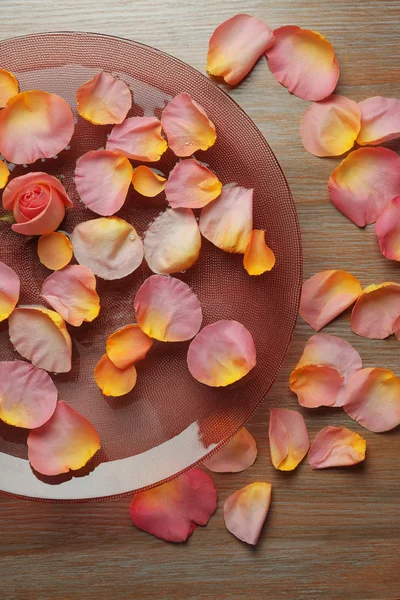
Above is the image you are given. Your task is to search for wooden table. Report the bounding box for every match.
[1,1,399,598]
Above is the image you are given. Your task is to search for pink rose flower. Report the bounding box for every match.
[2,172,72,235]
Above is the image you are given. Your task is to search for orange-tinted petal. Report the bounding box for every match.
[357,96,400,146]
[224,482,272,545]
[199,186,253,253]
[71,216,143,280]
[351,282,400,339]
[165,159,222,209]
[106,116,167,161]
[8,306,72,373]
[106,324,153,369]
[144,208,201,274]
[266,26,339,101]
[134,275,202,342]
[269,408,310,471]
[328,147,400,227]
[76,71,131,125]
[94,353,137,397]
[342,368,400,432]
[0,360,57,429]
[41,265,100,326]
[132,166,166,197]
[300,270,362,331]
[75,149,133,216]
[187,320,256,387]
[0,261,20,321]
[0,69,19,107]
[300,94,361,157]
[27,400,100,475]
[207,14,274,85]
[37,232,73,271]
[203,428,257,473]
[290,365,344,408]
[243,229,275,275]
[0,90,74,164]
[0,160,10,189]
[308,426,366,469]
[129,468,217,543]
[375,196,400,261]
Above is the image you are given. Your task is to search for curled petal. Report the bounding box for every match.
[328,147,400,227]
[76,71,131,125]
[0,261,20,322]
[243,230,275,275]
[165,159,222,209]
[300,270,362,331]
[144,208,201,274]
[0,90,74,164]
[266,26,339,101]
[106,116,167,161]
[269,408,310,471]
[357,96,400,146]
[375,196,400,261]
[203,428,257,473]
[106,324,153,369]
[207,14,274,85]
[129,468,217,543]
[308,426,366,469]
[351,282,400,339]
[224,482,272,545]
[94,353,137,397]
[290,364,344,408]
[75,150,133,216]
[187,320,256,387]
[0,69,19,107]
[38,232,73,271]
[161,92,216,157]
[9,306,72,373]
[0,160,10,189]
[41,265,100,326]
[132,166,166,197]
[134,275,202,342]
[199,186,253,253]
[300,95,361,157]
[0,360,57,429]
[27,401,101,476]
[72,217,143,280]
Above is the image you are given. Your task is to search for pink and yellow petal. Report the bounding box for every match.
[76,71,131,125]
[351,282,400,339]
[165,159,222,209]
[203,428,257,473]
[38,232,73,271]
[106,324,153,369]
[0,261,20,322]
[269,408,310,471]
[107,117,167,161]
[243,230,275,275]
[132,166,166,197]
[290,364,344,408]
[0,160,10,189]
[357,96,400,145]
[224,482,272,545]
[0,69,19,107]
[95,353,137,397]
[308,426,366,469]
[375,196,400,261]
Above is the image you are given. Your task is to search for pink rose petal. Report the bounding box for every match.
[224,482,272,545]
[165,159,222,209]
[375,196,400,261]
[269,408,310,471]
[0,261,20,322]
[76,71,132,125]
[203,428,257,473]
[106,116,167,161]
[357,96,400,146]
[351,282,400,339]
[308,426,366,469]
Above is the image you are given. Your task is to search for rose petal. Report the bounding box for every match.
[129,468,217,543]
[75,150,133,216]
[328,147,400,227]
[243,229,275,275]
[351,282,400,339]
[0,69,19,107]
[187,320,256,387]
[300,95,361,157]
[76,71,132,125]
[41,265,100,326]
[161,92,216,157]
[37,232,73,271]
[300,270,362,331]
[106,116,167,161]
[207,14,274,85]
[134,275,202,342]
[375,196,400,261]
[0,261,20,322]
[269,408,310,471]
[199,186,253,253]
[144,208,201,274]
[9,306,72,373]
[94,353,137,397]
[0,90,74,164]
[224,482,272,545]
[131,166,166,197]
[203,428,257,473]
[357,96,400,146]
[265,26,339,101]
[308,426,366,469]
[0,160,10,189]
[165,159,222,209]
[71,216,143,280]
[0,360,57,429]
[27,400,100,475]
[290,365,344,408]
[106,324,153,369]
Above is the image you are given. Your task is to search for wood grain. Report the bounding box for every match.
[1,1,399,599]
